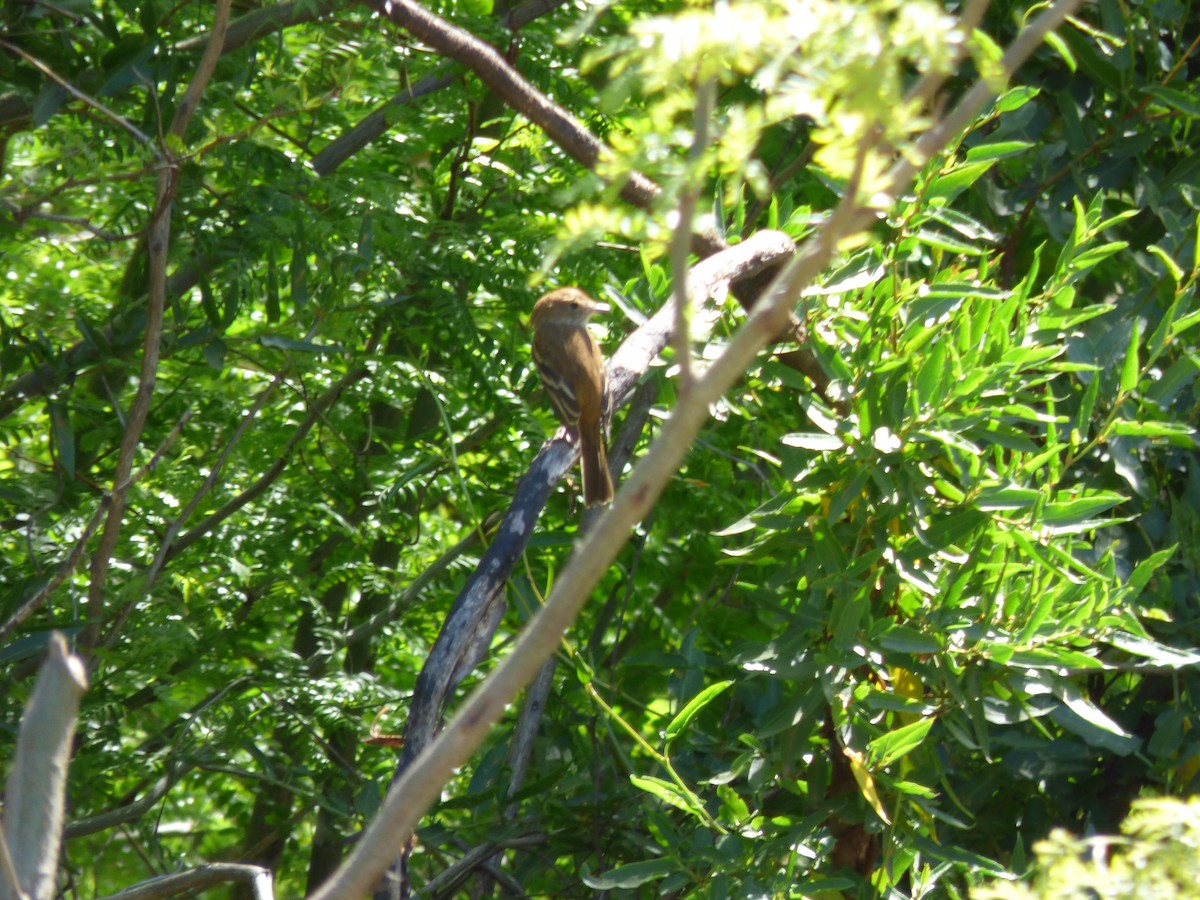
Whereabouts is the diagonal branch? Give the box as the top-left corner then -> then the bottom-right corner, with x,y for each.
370,0 -> 662,210
313,0 -> 570,175
0,39 -> 158,153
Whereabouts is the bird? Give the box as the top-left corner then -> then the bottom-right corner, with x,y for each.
530,287 -> 615,507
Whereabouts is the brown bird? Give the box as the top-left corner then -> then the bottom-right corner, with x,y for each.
530,287 -> 615,507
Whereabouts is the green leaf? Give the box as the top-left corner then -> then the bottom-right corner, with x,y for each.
259,335 -> 345,354
1070,241 -> 1130,275
1043,30 -> 1076,72
266,254 -> 281,323
925,162 -> 996,206
964,140 -> 1033,162
665,680 -> 733,741
993,85 -> 1040,113
1015,586 -> 1058,644
1042,491 -> 1126,526
878,624 -> 941,655
1123,546 -> 1176,600
1108,632 -> 1200,668
869,717 -> 935,769
199,277 -> 221,328
203,339 -> 226,370
976,484 -> 1041,511
1169,305 -> 1200,338
291,239 -> 308,308
32,83 -> 67,128
1048,678 -> 1140,755
1109,420 -> 1197,446
781,432 -> 843,451
1120,319 -> 1140,393
1075,372 -> 1100,441
1147,244 -> 1185,286
48,398 -> 74,478
1006,647 -> 1105,671
582,859 -> 676,889
1146,85 -> 1200,118
630,776 -> 704,816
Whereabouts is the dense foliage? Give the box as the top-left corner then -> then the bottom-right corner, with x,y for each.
1,0 -> 1198,897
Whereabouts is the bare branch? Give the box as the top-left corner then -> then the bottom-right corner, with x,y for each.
1,634 -> 88,900
94,864 -> 274,900
0,40 -> 158,153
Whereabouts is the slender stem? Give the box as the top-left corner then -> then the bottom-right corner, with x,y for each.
672,78 -> 717,393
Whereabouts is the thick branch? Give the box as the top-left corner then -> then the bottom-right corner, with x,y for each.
94,864 -> 274,900
1,633 -> 88,900
370,0 -> 669,223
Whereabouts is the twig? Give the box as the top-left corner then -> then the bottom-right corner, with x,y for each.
0,413 -> 192,643
0,39 -> 158,153
671,78 -> 716,394
164,368 -> 370,562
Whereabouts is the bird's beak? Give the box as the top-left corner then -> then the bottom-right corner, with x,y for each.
584,299 -> 610,315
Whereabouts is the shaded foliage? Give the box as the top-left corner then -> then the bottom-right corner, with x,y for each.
1,0 -> 1198,897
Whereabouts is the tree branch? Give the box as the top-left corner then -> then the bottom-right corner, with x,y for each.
94,864 -> 274,900
313,0 -> 570,175
1,634 -> 88,900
